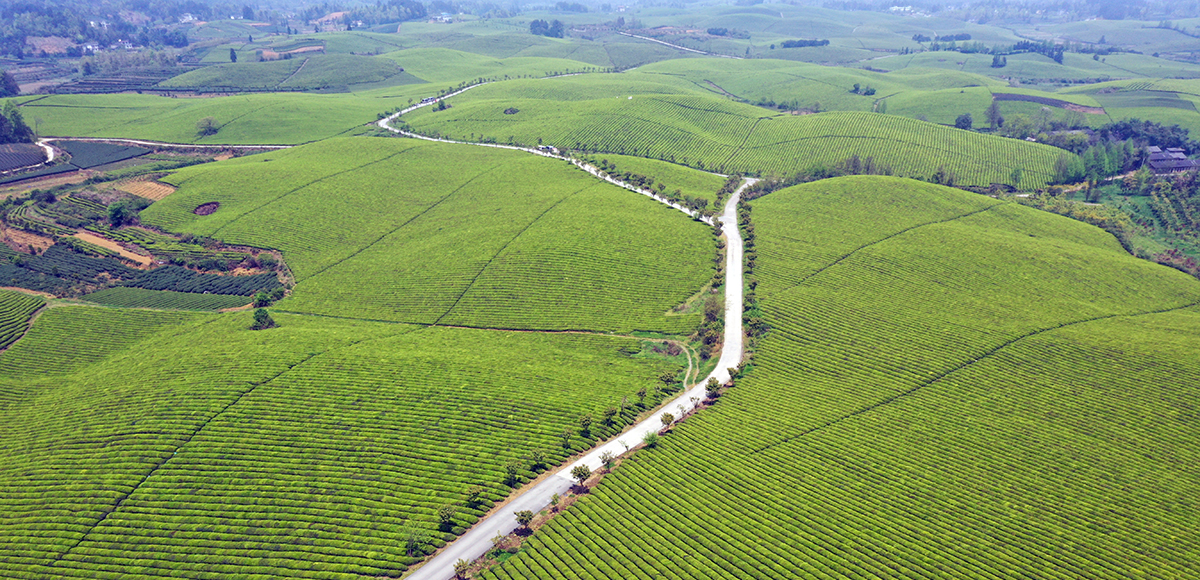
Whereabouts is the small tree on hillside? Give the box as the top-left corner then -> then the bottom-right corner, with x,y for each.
453,559 -> 471,580
437,503 -> 458,530
602,406 -> 619,427
559,428 -> 572,449
705,377 -> 721,399
660,412 -> 675,429
250,308 -> 275,330
515,510 -> 534,529
196,116 -> 220,136
577,413 -> 592,435
503,459 -> 522,486
570,464 -> 591,486
955,113 -> 973,130
229,48 -> 238,62
0,70 -> 19,97
465,484 -> 484,507
985,101 -> 1003,129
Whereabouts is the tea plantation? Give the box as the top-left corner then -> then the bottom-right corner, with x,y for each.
400,77 -> 1065,187
144,138 -> 712,333
0,302 -> 688,579
477,176 -> 1200,579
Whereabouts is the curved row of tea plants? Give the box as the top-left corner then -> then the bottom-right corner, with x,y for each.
477,176 -> 1200,580
0,290 -> 43,351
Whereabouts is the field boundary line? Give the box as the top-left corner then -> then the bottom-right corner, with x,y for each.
303,160 -> 506,281
762,201 -> 1007,300
210,145 -> 418,237
747,299 -> 1200,456
275,57 -> 311,88
721,117 -> 765,170
433,186 -> 588,325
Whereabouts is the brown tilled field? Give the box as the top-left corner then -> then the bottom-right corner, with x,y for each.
117,179 -> 176,201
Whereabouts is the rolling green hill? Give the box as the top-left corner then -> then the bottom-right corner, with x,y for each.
143,137 -> 712,333
477,175 -> 1200,580
401,76 -> 1068,187
0,306 -> 682,578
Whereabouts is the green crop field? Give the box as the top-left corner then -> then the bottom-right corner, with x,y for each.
143,138 -> 712,333
0,305 -> 685,578
402,77 -> 1066,187
477,176 -> 1200,580
161,54 -> 415,91
0,290 -> 43,351
19,92 -> 417,144
79,288 -> 251,310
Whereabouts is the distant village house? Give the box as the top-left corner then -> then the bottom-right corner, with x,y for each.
1147,146 -> 1200,174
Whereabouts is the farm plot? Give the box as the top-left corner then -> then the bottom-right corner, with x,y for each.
480,176 -> 1200,580
80,287 -> 250,310
57,141 -> 149,169
115,178 -> 176,201
0,144 -> 46,172
0,290 -> 43,350
0,307 -> 683,579
146,138 -> 712,333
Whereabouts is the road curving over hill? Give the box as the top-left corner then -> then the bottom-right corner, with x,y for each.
381,98 -> 751,580
403,183 -> 749,580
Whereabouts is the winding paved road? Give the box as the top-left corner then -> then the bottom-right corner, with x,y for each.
385,94 -> 754,576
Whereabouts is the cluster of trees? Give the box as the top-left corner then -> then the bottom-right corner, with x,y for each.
706,27 -> 750,38
555,1 -> 587,12
80,50 -> 177,75
529,19 -> 565,38
779,39 -> 830,48
1051,140 -> 1143,184
850,83 -> 877,96
0,101 -> 34,144
0,70 -> 18,97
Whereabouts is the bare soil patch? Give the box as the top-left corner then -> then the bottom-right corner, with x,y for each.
117,179 -> 176,201
72,231 -> 153,266
194,202 -> 220,215
3,226 -> 55,253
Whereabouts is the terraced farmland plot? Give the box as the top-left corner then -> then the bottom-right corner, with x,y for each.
147,138 -> 711,333
480,176 -> 1200,580
0,307 -> 681,579
0,290 -> 43,351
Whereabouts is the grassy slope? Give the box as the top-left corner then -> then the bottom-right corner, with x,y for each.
481,175 -> 1200,580
145,138 -> 711,333
403,75 -> 1066,187
0,307 -> 679,578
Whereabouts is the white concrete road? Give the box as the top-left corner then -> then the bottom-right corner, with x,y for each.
404,182 -> 751,580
